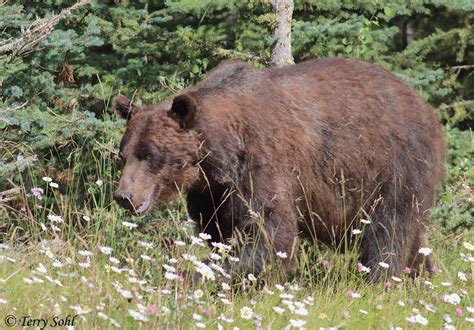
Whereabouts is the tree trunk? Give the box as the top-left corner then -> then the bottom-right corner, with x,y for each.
271,0 -> 294,67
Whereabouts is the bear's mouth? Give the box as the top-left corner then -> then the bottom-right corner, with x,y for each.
135,193 -> 153,216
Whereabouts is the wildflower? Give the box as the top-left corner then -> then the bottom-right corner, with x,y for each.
69,305 -> 91,315
31,276 -> 44,283
222,282 -> 231,291
240,306 -> 253,320
228,256 -> 239,262
140,254 -> 152,261
318,312 -> 327,319
392,276 -> 402,282
273,306 -> 285,315
458,272 -> 467,281
194,290 -> 204,300
275,284 -> 285,291
164,272 -> 178,280
280,293 -> 294,300
49,182 -> 59,188
462,242 -> 474,251
321,259 -> 330,268
360,218 -> 371,224
210,253 -> 222,260
455,308 -> 463,317
196,264 -> 215,281
403,267 -> 411,274
191,236 -> 205,246
289,284 -> 301,291
45,250 -> 54,259
418,247 -> 432,256
118,289 -> 133,299
212,242 -> 232,253
218,314 -> 234,324
109,257 -> 120,264
199,232 -> 212,240
51,224 -> 61,232
52,261 -> 64,268
83,215 -> 91,222
163,264 -> 176,272
276,251 -> 288,258
357,262 -> 371,273
289,319 -> 306,328
442,293 -> 461,305
78,250 -> 93,257
342,310 -> 350,320
174,240 -> 186,246
122,221 -> 138,229
441,282 -> 453,287
248,273 -> 257,282
138,241 -> 153,249
128,309 -> 148,322
221,298 -> 232,305
406,314 -> 428,326
95,179 -> 103,186
0,298 -> 7,304
99,246 -> 113,255
352,229 -> 362,235
248,209 -> 260,218
42,176 -> 52,182
36,263 -> 47,273
48,214 -> 64,223
195,322 -> 206,328
466,306 -> 474,313
379,262 -> 389,268
31,187 -> 44,200
294,307 -> 308,316
346,290 -> 361,298
78,262 -> 91,268
193,313 -> 203,321
263,287 -> 274,295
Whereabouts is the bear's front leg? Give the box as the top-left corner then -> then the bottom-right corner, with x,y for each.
226,204 -> 299,280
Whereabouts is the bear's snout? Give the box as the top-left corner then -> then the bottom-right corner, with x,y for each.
113,190 -> 134,211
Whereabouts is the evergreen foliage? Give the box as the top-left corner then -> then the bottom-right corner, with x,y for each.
0,0 -> 472,233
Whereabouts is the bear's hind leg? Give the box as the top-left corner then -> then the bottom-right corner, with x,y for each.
359,203 -> 415,282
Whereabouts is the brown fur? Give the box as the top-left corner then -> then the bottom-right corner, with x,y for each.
114,58 -> 445,281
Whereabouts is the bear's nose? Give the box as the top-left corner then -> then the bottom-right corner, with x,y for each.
113,190 -> 134,211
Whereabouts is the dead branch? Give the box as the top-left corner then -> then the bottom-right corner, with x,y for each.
215,47 -> 264,62
0,188 -> 20,203
0,0 -> 90,57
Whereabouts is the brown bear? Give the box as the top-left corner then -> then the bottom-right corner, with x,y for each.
113,58 -> 444,281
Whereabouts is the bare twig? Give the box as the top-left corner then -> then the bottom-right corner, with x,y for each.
215,47 -> 265,62
447,64 -> 474,71
0,0 -> 90,57
0,188 -> 20,203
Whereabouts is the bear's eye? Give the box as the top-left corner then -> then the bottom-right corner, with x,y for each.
135,143 -> 164,166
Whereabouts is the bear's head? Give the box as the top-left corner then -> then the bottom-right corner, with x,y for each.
113,94 -> 201,215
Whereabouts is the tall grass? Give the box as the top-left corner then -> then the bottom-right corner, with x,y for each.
0,147 -> 473,328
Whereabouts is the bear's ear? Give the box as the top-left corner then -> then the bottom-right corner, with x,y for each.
169,93 -> 198,129
114,94 -> 135,120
